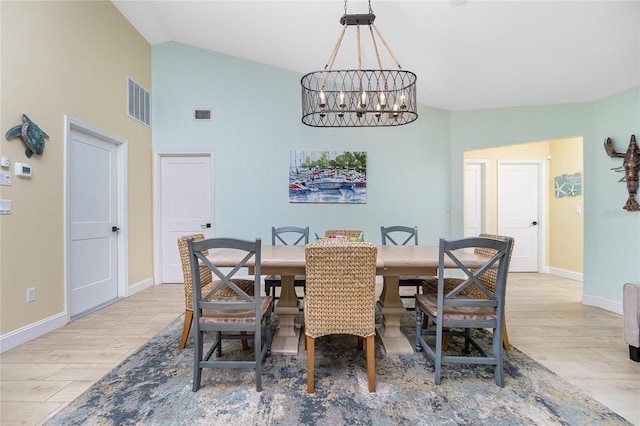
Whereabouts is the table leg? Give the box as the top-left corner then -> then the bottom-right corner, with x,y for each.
270,275 -> 301,355
376,276 -> 414,355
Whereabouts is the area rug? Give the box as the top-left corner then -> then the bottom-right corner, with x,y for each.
47,313 -> 631,425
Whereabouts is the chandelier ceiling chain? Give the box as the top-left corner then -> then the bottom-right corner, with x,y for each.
301,0 -> 418,128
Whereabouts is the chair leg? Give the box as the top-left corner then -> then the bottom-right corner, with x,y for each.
493,324 -> 505,387
192,329 -> 203,392
241,332 -> 249,351
416,309 -> 423,352
442,327 -> 450,351
420,309 -> 449,350
180,310 -> 193,349
255,325 -> 262,392
357,336 -> 364,350
216,331 -> 222,357
434,321 -> 443,385
306,336 -> 315,394
366,335 -> 376,392
502,318 -> 511,350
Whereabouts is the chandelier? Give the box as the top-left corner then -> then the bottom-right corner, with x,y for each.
301,0 -> 418,128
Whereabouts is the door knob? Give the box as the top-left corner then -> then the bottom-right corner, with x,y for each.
112,226 -> 121,232
531,221 -> 538,226
200,223 -> 211,229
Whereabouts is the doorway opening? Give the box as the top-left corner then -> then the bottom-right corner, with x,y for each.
463,137 -> 584,279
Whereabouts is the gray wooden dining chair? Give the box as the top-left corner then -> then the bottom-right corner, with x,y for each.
380,225 -> 433,309
188,237 -> 274,392
422,233 -> 515,350
304,241 -> 378,393
264,226 -> 309,301
177,234 -> 253,350
415,236 -> 513,387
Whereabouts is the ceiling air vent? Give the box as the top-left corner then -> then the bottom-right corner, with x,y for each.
194,109 -> 212,121
127,77 -> 151,126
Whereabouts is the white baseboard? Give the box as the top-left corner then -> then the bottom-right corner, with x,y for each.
1,276 -> 156,354
582,294 -> 623,315
0,312 -> 68,353
547,267 -> 583,282
127,276 -> 155,296
545,268 -> 621,314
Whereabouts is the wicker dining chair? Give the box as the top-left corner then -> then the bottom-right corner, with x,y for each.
422,233 -> 515,350
177,234 -> 253,350
304,241 -> 377,393
416,236 -> 513,386
324,229 -> 364,240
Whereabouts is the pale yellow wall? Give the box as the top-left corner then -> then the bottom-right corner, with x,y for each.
464,137 -> 584,274
548,137 -> 584,273
0,1 -> 152,333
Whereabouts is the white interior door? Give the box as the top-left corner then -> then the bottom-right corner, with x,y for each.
497,161 -> 542,272
159,154 -> 213,283
69,127 -> 119,317
464,161 -> 488,237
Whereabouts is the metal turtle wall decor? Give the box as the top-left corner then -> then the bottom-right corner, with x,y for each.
5,114 -> 49,158
604,134 -> 639,211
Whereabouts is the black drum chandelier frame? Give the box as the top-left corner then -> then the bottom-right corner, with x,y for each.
301,1 -> 418,128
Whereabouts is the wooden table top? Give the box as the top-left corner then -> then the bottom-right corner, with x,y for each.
206,244 -> 487,274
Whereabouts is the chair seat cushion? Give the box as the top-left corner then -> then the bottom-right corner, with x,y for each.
200,296 -> 274,324
416,293 -> 496,321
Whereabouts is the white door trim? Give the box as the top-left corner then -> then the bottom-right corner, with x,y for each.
464,159 -> 490,235
497,159 -> 547,272
153,151 -> 214,284
64,116 -> 128,321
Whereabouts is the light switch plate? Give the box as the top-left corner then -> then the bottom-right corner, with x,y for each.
0,171 -> 11,186
0,157 -> 9,168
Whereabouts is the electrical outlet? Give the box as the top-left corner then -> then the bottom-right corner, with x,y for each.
26,287 -> 36,303
0,199 -> 11,214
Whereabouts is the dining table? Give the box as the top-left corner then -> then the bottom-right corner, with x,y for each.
206,244 -> 489,356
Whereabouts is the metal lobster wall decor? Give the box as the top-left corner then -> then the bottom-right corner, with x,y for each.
604,134 -> 639,211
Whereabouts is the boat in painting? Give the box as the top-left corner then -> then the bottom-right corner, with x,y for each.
289,150 -> 367,204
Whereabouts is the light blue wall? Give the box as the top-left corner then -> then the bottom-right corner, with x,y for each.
589,87 -> 640,301
152,42 -> 639,306
153,42 -> 452,245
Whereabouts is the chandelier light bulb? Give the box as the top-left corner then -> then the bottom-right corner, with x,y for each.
392,103 -> 399,118
360,91 -> 368,108
379,92 -> 386,108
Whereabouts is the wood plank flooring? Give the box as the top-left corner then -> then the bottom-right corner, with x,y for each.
1,273 -> 638,425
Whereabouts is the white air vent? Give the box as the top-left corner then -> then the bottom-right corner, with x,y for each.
194,109 -> 212,121
127,77 -> 151,126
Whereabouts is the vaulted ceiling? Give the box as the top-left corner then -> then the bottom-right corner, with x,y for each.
113,1 -> 640,111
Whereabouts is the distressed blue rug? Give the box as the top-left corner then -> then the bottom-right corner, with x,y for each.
47,313 -> 631,425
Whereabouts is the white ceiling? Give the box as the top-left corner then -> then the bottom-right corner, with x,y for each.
112,0 -> 640,111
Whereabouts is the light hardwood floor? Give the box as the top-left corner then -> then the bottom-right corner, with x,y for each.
1,273 -> 638,425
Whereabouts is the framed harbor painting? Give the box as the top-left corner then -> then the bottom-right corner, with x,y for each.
289,150 -> 367,203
